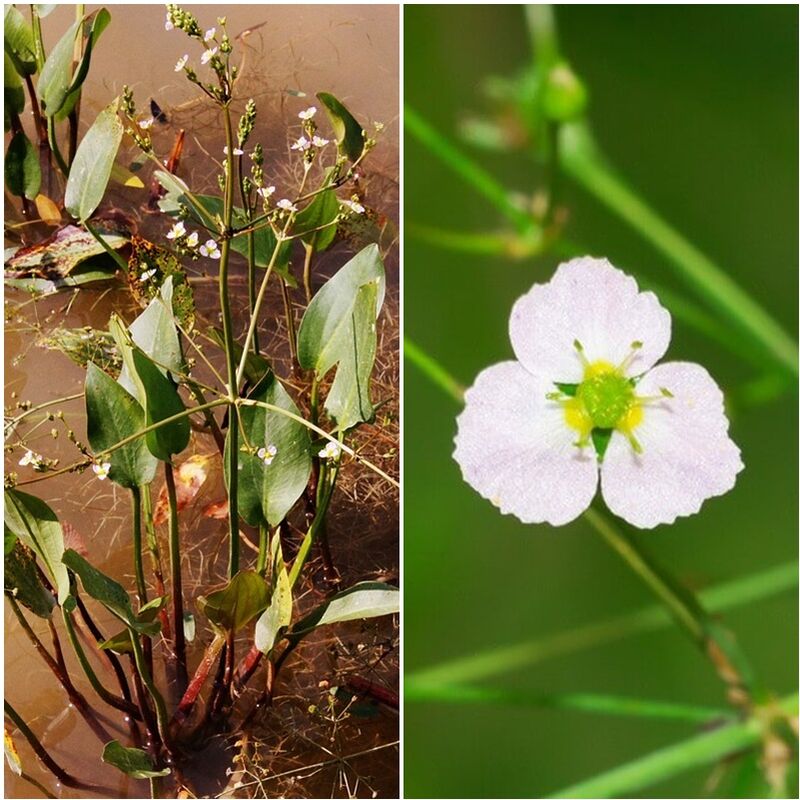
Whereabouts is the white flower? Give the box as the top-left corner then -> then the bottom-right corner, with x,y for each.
174,54 -> 188,72
199,239 -> 220,259
318,441 -> 341,461
276,199 -> 297,212
164,13 -> 174,31
453,257 -> 744,529
257,445 -> 277,466
257,186 -> 275,200
223,146 -> 244,156
201,47 -> 218,65
312,135 -> 329,148
138,117 -> 154,130
341,199 -> 365,214
291,136 -> 311,152
139,268 -> 158,283
92,462 -> 111,481
185,231 -> 199,248
203,27 -> 216,42
18,450 -> 41,467
166,221 -> 186,240
298,106 -> 317,121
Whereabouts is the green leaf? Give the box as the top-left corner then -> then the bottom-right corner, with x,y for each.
64,98 -> 123,221
63,548 -> 134,625
317,91 -> 365,162
33,5 -> 58,18
4,489 -> 71,608
85,362 -> 157,488
101,741 -> 170,780
110,313 -> 189,461
254,535 -> 292,655
293,174 -> 339,252
198,570 -> 269,634
37,18 -> 80,116
55,9 -> 111,123
4,54 -> 25,131
297,244 -> 385,429
4,6 -> 37,76
4,541 -> 56,618
230,373 -> 312,527
290,581 -> 398,637
5,130 -> 41,200
99,596 -> 165,652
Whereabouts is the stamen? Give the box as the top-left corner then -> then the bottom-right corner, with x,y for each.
617,340 -> 643,374
573,338 -> 590,369
623,430 -> 643,454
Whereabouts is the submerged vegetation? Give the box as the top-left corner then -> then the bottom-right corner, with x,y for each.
4,5 -> 398,797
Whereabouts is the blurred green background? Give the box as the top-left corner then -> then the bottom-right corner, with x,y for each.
404,5 -> 797,798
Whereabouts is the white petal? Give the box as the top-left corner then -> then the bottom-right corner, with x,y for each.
600,362 -> 743,529
453,361 -> 599,526
509,257 -> 672,383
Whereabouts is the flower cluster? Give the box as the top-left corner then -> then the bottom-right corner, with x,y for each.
453,258 -> 743,529
166,222 -> 220,260
291,106 -> 330,166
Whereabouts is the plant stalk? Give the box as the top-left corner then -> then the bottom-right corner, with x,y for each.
164,460 -> 188,695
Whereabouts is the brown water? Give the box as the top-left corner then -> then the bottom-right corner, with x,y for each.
4,5 -> 398,798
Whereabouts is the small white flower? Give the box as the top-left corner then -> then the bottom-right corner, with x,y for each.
203,27 -> 216,42
298,106 -> 317,121
291,136 -> 311,152
138,117 -> 154,130
257,445 -> 278,466
223,146 -> 244,156
199,239 -> 220,259
185,231 -> 199,248
92,462 -> 111,481
18,450 -> 40,467
201,47 -> 218,65
318,441 -> 341,461
166,221 -> 186,240
312,135 -> 329,148
257,186 -> 276,200
277,199 -> 297,212
341,199 -> 365,214
139,268 -> 158,283
453,257 -> 744,529
164,13 -> 174,31
174,54 -> 189,72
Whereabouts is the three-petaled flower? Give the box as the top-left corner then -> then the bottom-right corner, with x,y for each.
18,450 -> 42,468
174,54 -> 188,72
199,239 -> 220,259
257,445 -> 277,466
277,199 -> 297,212
318,441 -> 341,461
453,258 -> 743,529
166,221 -> 186,240
201,47 -> 218,65
257,186 -> 276,200
298,107 -> 317,120
92,462 -> 111,481
341,199 -> 365,215
291,136 -> 311,152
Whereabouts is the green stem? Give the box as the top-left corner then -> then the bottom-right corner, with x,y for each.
130,486 -> 147,607
84,220 -> 130,272
549,694 -> 797,799
220,104 -> 240,579
128,630 -> 171,753
406,683 -> 734,725
256,522 -> 269,575
247,231 -> 259,354
61,607 -> 137,716
558,122 -> 798,376
405,105 -> 537,236
584,507 -> 757,703
279,276 -> 299,367
164,461 -> 188,694
404,337 -> 464,403
302,243 -> 314,303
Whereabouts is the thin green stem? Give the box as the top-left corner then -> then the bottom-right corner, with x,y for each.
549,694 -> 797,799
405,105 -> 537,236
558,122 -> 798,377
404,337 -> 464,403
128,630 -> 171,753
256,522 -> 269,575
164,460 -> 187,694
303,243 -> 314,303
84,220 -> 130,272
406,683 -> 734,725
279,276 -> 299,366
130,485 -> 147,608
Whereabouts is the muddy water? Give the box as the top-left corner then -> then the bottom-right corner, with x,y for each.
5,5 -> 398,798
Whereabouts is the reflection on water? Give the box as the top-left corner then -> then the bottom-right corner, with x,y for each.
5,5 -> 398,798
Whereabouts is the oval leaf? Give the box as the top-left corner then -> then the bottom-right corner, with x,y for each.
290,582 -> 398,637
85,361 -> 158,488
5,541 -> 56,618
4,6 -> 37,76
198,570 -> 269,633
37,18 -> 81,116
64,98 -> 123,221
5,130 -> 41,200
228,373 -> 312,527
4,489 -> 71,607
254,535 -> 292,654
317,92 -> 365,162
102,741 -> 170,780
